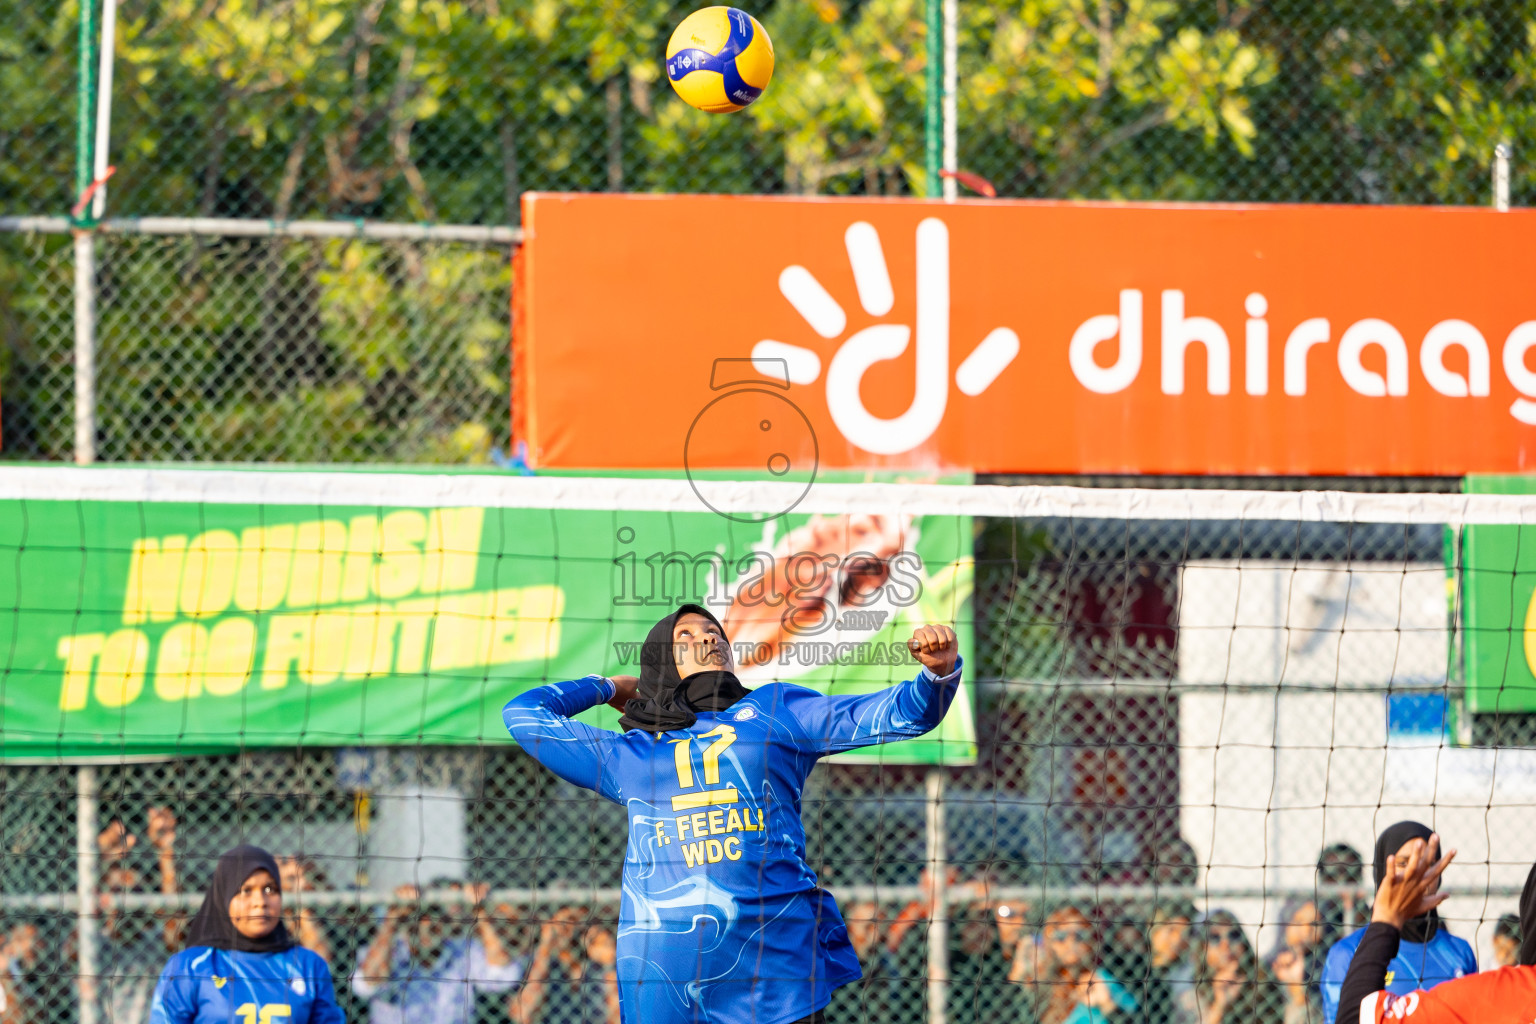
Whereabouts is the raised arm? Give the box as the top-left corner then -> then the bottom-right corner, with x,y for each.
786,626 -> 962,755
502,676 -> 622,799
1339,834 -> 1456,1024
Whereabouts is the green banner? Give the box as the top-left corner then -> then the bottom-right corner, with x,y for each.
0,471 -> 975,762
1461,474 -> 1536,713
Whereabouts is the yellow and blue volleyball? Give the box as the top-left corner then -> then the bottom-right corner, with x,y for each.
665,7 -> 774,113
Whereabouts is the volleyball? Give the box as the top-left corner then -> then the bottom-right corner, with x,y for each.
664,7 -> 775,113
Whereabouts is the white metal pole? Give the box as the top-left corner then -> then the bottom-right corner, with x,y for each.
90,0 -> 118,221
1494,142 -> 1512,212
941,0 -> 957,202
73,230 -> 97,465
77,766 -> 100,1024
925,767 -> 948,1024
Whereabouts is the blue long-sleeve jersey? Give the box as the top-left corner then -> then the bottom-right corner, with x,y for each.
149,945 -> 343,1024
1319,924 -> 1476,1024
502,659 -> 963,1024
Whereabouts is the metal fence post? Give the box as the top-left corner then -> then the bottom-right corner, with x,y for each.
1494,142 -> 1512,212
924,0 -> 941,197
925,767 -> 948,1024
77,766 -> 100,1024
941,0 -> 958,202
73,0 -> 98,467
73,232 -> 97,466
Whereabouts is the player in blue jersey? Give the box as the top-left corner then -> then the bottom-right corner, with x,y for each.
148,845 -> 343,1024
1319,822 -> 1476,1023
503,602 -> 962,1024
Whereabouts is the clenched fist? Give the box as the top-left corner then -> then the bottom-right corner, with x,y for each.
907,624 -> 958,676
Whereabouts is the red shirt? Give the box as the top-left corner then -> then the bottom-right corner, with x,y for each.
1362,966 -> 1536,1022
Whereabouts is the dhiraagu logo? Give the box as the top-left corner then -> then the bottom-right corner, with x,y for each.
753,218 -> 1020,455
54,507 -> 564,714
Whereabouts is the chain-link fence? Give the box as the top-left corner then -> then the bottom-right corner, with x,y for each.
3,1 -> 1532,220
0,507 -> 1523,1024
0,228 -> 511,462
3,2 -> 1531,463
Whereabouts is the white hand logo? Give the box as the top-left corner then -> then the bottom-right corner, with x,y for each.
754,218 -> 1019,455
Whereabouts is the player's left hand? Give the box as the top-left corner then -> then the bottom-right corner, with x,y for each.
907,624 -> 958,676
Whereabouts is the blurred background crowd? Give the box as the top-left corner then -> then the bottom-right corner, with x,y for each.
0,809 -> 1518,1024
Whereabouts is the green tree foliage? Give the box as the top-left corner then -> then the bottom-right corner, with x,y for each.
1,0 -> 1533,462
5,0 -> 1534,217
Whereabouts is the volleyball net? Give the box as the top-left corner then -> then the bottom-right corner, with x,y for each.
1,466 -> 1533,1024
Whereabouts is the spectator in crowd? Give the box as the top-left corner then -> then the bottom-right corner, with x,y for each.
1316,843 -> 1369,937
505,905 -> 620,1024
277,857 -> 333,965
94,808 -> 181,1024
3,920 -> 42,1024
1154,839 -> 1201,889
1193,910 -> 1284,1024
1267,899 -> 1328,1024
353,880 -> 520,1024
1318,823 -> 1476,1024
884,868 -> 983,1024
949,891 -> 1020,1024
1100,909 -> 1171,1024
577,920 -> 621,1024
827,901 -> 895,1023
147,844 -> 343,1024
1148,901 -> 1199,1024
0,921 -> 35,1024
1009,902 -> 1137,1023
1493,913 -> 1522,968
1097,832 -> 1148,886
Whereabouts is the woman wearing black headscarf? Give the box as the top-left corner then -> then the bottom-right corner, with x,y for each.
503,602 -> 963,1024
1318,823 -> 1477,1024
148,845 -> 343,1024
1338,834 -> 1536,1021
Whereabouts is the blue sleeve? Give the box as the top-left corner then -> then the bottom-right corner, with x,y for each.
503,676 -> 622,800
1458,935 -> 1478,974
147,955 -> 197,1024
301,950 -> 345,1024
783,657 -> 962,755
1321,938 -> 1350,1024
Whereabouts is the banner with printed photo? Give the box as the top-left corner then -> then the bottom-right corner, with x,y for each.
0,468 -> 974,763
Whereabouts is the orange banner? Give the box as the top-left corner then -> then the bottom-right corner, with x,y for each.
514,193 -> 1536,475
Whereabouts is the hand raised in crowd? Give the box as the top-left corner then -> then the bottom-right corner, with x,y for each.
387,884 -> 421,920
1371,833 -> 1456,930
97,819 -> 135,862
1270,947 -> 1305,987
1081,968 -> 1122,1014
146,806 -> 176,854
458,882 -> 514,969
1270,947 -> 1313,1007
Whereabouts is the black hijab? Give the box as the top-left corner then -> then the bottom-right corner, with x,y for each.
184,845 -> 296,953
1516,860 -> 1536,966
1373,821 -> 1439,944
618,604 -> 750,734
